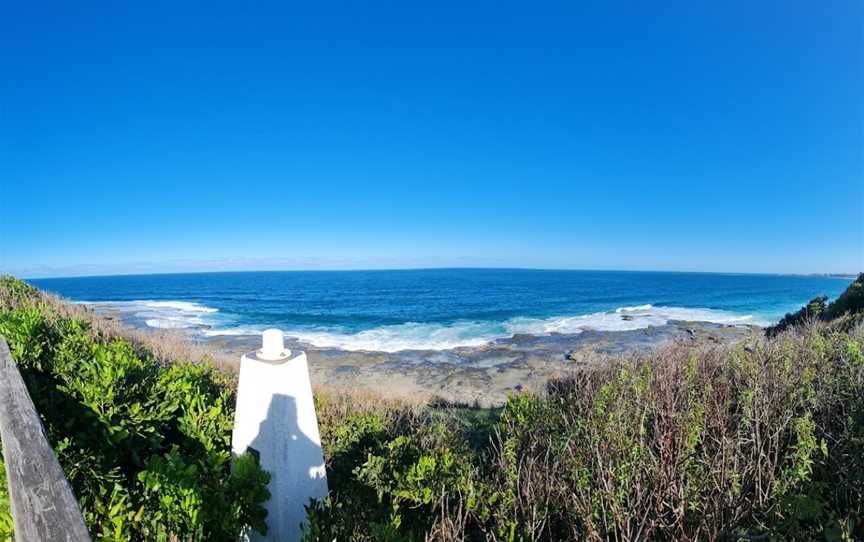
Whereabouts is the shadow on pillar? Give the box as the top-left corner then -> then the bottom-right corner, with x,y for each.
247,394 -> 328,542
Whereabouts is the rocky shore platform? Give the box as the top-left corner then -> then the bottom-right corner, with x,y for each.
202,321 -> 758,406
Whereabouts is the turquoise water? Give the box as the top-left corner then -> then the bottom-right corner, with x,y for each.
30,270 -> 851,352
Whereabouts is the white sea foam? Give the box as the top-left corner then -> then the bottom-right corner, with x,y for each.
81,300 -> 220,330
202,325 -> 267,337
505,306 -> 759,336
82,299 -> 767,353
140,301 -> 218,313
205,305 -> 764,352
79,299 -> 218,313
279,321 -> 503,352
615,304 -> 653,313
144,317 -> 204,329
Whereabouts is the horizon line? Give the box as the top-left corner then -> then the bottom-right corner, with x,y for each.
14,266 -> 860,281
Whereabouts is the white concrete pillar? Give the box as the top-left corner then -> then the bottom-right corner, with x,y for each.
231,329 -> 328,541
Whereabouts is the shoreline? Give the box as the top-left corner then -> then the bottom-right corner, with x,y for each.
90,304 -> 758,405
206,321 -> 757,406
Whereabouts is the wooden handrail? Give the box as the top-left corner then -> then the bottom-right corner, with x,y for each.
0,337 -> 91,541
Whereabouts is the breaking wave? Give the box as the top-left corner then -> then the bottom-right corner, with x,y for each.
79,300 -> 220,330
79,300 -> 765,353
203,304 -> 764,353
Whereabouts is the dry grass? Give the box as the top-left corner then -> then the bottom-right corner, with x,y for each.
476,322 -> 864,541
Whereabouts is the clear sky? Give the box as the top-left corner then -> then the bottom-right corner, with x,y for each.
2,1 -> 862,278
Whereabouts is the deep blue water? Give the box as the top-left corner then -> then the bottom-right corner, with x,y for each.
29,270 -> 852,352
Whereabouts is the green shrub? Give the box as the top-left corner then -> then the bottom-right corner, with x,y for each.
0,447 -> 12,542
767,274 -> 864,337
826,273 -> 864,320
0,278 -> 270,541
305,400 -> 488,542
305,324 -> 864,541
767,295 -> 828,337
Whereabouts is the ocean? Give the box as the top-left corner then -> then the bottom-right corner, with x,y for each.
29,269 -> 851,353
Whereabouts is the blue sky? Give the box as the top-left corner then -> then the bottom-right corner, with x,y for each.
2,1 -> 862,278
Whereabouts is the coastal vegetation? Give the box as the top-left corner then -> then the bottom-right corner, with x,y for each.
0,275 -> 863,540
0,277 -> 270,540
766,273 -> 864,337
0,454 -> 11,542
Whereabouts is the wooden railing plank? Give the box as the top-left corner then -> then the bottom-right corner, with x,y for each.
0,338 -> 91,542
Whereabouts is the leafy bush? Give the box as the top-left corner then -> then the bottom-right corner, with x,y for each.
307,324 -> 864,541
766,295 -> 828,337
306,392 -> 487,541
767,274 -> 864,336
0,277 -> 270,541
0,448 -> 13,542
826,273 -> 864,320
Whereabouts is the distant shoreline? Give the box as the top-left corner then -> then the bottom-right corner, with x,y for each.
19,267 -> 860,281
89,302 -> 759,405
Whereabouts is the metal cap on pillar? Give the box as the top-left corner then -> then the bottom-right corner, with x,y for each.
257,329 -> 291,361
